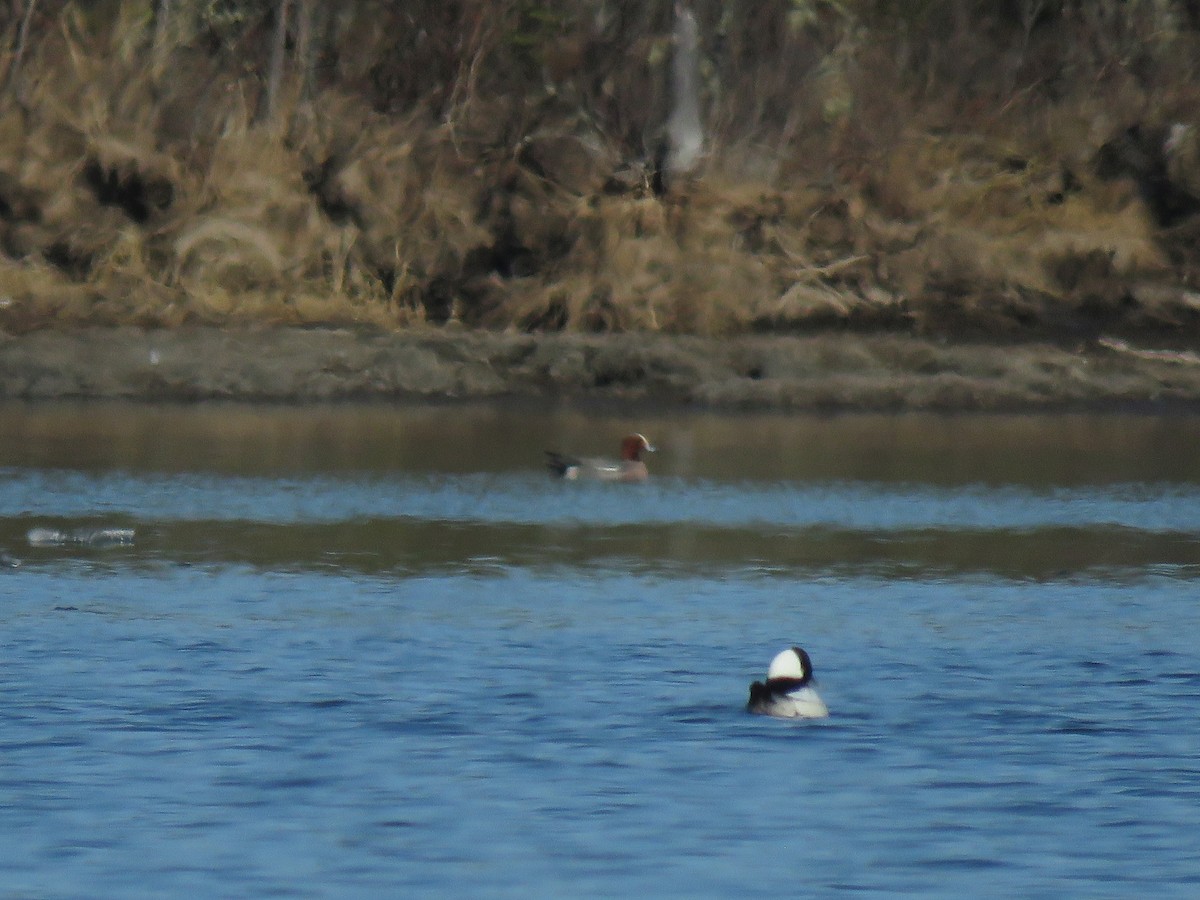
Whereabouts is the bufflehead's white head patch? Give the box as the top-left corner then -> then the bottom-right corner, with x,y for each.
748,646 -> 828,719
766,646 -> 813,682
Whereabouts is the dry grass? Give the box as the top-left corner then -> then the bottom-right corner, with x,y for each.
0,1 -> 1199,341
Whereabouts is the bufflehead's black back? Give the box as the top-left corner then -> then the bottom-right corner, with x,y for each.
747,646 -> 829,719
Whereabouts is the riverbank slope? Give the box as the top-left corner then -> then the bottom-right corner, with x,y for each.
5,326 -> 1200,411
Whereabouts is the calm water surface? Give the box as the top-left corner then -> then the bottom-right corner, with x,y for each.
2,403 -> 1199,897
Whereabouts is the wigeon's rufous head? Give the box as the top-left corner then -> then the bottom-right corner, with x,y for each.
620,433 -> 656,462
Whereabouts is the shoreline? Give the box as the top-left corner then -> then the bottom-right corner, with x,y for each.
4,326 -> 1200,413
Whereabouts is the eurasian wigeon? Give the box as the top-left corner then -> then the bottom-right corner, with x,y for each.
545,433 -> 656,483
747,646 -> 829,719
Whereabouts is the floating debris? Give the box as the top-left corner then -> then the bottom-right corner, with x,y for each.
26,527 -> 136,547
0,550 -> 21,567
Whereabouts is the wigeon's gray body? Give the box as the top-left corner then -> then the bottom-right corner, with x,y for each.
545,434 -> 656,483
747,646 -> 829,719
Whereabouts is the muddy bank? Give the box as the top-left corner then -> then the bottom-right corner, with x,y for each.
5,326 -> 1200,412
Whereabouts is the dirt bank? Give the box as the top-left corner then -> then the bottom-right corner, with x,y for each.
4,326 -> 1200,412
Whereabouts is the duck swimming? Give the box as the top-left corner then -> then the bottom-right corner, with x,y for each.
545,433 -> 656,483
747,646 -> 829,719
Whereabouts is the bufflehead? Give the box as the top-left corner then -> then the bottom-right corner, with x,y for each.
545,433 -> 656,482
747,646 -> 829,719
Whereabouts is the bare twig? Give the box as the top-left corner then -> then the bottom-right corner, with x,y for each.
6,0 -> 38,93
1097,337 -> 1200,366
258,0 -> 292,125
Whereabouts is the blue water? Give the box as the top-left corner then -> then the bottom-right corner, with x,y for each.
2,408 -> 1199,897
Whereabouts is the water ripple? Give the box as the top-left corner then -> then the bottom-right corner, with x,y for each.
6,468 -> 1200,532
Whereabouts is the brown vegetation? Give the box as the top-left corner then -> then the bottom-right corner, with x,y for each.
1,1 -> 1200,343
